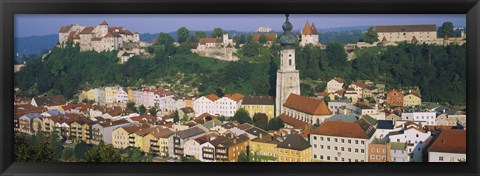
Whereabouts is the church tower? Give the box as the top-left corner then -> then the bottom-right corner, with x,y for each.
275,14 -> 301,117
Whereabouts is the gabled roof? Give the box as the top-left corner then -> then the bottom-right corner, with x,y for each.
242,96 -> 274,106
374,24 -> 436,32
283,94 -> 332,116
251,134 -> 280,144
21,113 -> 42,120
33,95 -> 66,107
176,126 -> 208,139
205,94 -> 220,101
151,127 -> 175,139
360,115 -> 377,126
199,38 -> 222,44
277,134 -> 311,151
428,130 -> 466,154
312,121 -> 375,139
224,93 -> 244,102
301,21 -> 313,35
59,25 -> 73,33
279,113 -> 309,129
405,92 -> 421,98
331,77 -> 345,84
245,126 -> 268,137
351,81 -> 368,88
79,27 -> 94,34
250,33 -> 278,42
121,126 -> 142,134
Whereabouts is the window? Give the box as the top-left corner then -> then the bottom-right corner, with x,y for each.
370,155 -> 375,159
371,148 -> 375,152
361,141 -> 365,145
348,148 -> 352,152
341,139 -> 344,143
348,140 -> 351,144
439,156 -> 444,161
314,136 -> 317,140
335,157 -> 338,161
335,147 -> 338,151
361,149 -> 364,153
355,140 -> 358,144
314,144 -> 317,148
341,147 -> 344,151
327,137 -> 330,142
334,138 -> 338,142
320,137 -> 324,141
355,149 -> 359,153
321,145 -> 324,149
377,149 -> 380,152
327,146 -> 330,150
320,155 -> 324,160
314,155 -> 317,159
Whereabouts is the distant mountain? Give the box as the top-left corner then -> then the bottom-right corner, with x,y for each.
15,34 -> 58,58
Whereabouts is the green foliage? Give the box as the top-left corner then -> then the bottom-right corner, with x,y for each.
241,41 -> 262,57
173,110 -> 180,123
123,147 -> 144,162
438,22 -> 455,38
139,105 -> 147,115
232,108 -> 252,124
267,117 -> 284,131
14,133 -> 57,162
253,113 -> 268,130
259,35 -> 268,44
176,27 -> 190,43
193,31 -> 207,42
74,140 -> 89,160
148,106 -> 158,116
127,102 -> 138,113
211,28 -> 224,38
84,142 -> 122,162
238,151 -> 249,162
364,27 -> 379,44
233,35 -> 246,47
61,147 -> 74,161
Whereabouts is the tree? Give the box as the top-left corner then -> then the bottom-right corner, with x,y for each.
252,113 -> 268,130
148,107 -> 158,116
259,35 -> 268,44
173,110 -> 180,123
242,41 -> 261,57
123,147 -> 144,162
267,117 -> 285,131
127,102 -> 138,113
364,27 -> 379,44
211,28 -> 224,38
177,27 -> 190,43
238,151 -> 249,162
232,108 -> 252,124
84,142 -> 122,162
438,22 -> 455,38
74,140 -> 89,160
156,33 -> 175,55
139,105 -> 147,115
61,147 -> 74,161
193,31 -> 207,41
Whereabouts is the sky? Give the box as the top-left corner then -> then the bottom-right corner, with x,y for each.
15,14 -> 466,38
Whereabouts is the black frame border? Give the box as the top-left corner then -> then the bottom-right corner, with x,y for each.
1,0 -> 479,175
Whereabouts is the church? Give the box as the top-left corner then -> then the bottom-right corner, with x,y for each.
275,15 -> 332,127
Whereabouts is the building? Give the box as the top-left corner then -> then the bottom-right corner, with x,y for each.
309,119 -> 375,162
144,127 -> 175,156
249,133 -> 280,162
368,138 -> 390,162
277,134 -> 311,162
31,95 -> 67,109
112,125 -> 142,149
240,96 -> 275,120
193,33 -> 238,61
327,100 -> 351,114
250,33 -> 278,46
387,127 -> 431,162
168,125 -> 209,158
275,15 -> 301,117
193,93 -> 243,117
91,119 -> 131,145
390,142 -> 409,162
401,107 -> 437,125
427,130 -> 466,162
299,21 -> 320,47
403,92 -> 422,107
18,113 -> 43,134
375,24 -> 437,43
193,94 -> 220,116
282,93 -> 333,126
209,134 -> 250,162
59,21 -> 143,54
386,89 -> 404,107
326,77 -> 345,93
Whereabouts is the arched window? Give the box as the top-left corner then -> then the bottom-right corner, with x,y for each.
289,59 -> 292,66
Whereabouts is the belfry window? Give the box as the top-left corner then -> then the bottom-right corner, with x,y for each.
289,59 -> 292,66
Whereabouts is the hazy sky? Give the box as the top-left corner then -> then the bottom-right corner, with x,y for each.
15,14 -> 465,37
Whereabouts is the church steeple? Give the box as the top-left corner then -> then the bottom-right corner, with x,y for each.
280,14 -> 297,49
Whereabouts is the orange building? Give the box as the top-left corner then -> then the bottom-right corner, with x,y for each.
368,138 -> 391,162
386,89 -> 404,107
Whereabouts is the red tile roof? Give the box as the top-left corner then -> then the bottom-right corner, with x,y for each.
59,25 -> 73,33
199,38 -> 222,44
279,113 -> 309,129
79,27 -> 94,34
302,21 -> 313,35
250,33 -> 278,41
333,77 -> 345,83
205,94 -> 220,101
224,93 -> 244,102
428,130 -> 466,154
312,121 -> 373,139
283,94 -> 332,116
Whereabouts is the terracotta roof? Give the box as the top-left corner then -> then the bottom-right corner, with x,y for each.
237,123 -> 254,130
180,107 -> 195,114
224,93 -> 244,102
79,27 -> 94,34
33,95 -> 66,107
121,126 -> 142,134
14,104 -> 45,118
242,96 -> 274,106
302,21 -> 313,35
317,92 -> 330,97
428,130 -> 466,154
250,33 -> 278,41
312,121 -> 374,139
99,119 -> 129,127
251,134 -> 280,144
334,90 -> 345,96
425,125 -> 456,132
277,134 -> 311,151
351,81 -> 368,88
283,94 -> 332,116
100,20 -> 108,25
205,94 -> 220,101
61,103 -> 92,112
375,24 -> 436,32
279,113 -> 309,129
310,22 -> 318,34
59,25 -> 73,33
194,112 -> 218,124
130,114 -> 156,124
199,38 -> 222,44
332,77 -> 345,83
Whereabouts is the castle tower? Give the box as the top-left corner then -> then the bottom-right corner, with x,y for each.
299,20 -> 319,47
275,14 -> 301,117
99,20 -> 109,37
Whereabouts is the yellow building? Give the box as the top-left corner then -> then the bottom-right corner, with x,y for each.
403,92 -> 421,107
127,88 -> 135,103
143,127 -> 175,155
277,134 -> 311,162
249,133 -> 279,162
112,126 -> 142,149
87,89 -> 97,101
240,96 -> 275,120
70,120 -> 85,142
105,86 -> 120,104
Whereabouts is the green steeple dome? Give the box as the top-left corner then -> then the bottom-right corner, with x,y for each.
280,14 -> 297,49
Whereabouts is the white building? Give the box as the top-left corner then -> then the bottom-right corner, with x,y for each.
309,119 -> 375,162
192,93 -> 243,117
299,21 -> 320,47
401,110 -> 437,126
193,94 -> 220,116
375,24 -> 437,43
427,130 -> 466,162
116,88 -> 129,104
282,93 -> 333,125
326,77 -> 345,93
388,128 -> 431,162
390,142 -> 409,162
